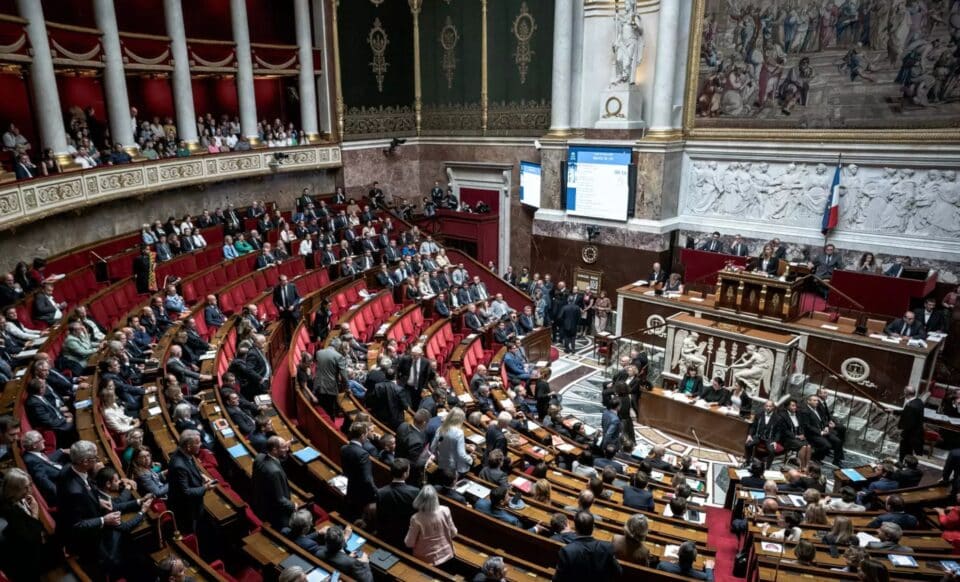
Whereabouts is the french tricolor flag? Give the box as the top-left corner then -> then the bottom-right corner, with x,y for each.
821,163 -> 841,235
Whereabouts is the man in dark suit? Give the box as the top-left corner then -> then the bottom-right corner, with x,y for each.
57,440 -> 149,578
558,300 -> 581,354
168,429 -> 217,533
21,429 -> 67,502
798,394 -> 843,465
884,257 -> 909,278
272,274 -> 301,322
553,512 -> 622,581
434,292 -> 451,318
745,400 -> 782,465
892,454 -> 924,488
809,244 -> 841,279
314,343 -> 348,419
866,494 -> 919,529
485,412 -> 513,459
224,389 -> 256,435
251,436 -> 295,530
622,471 -> 654,511
600,397 -> 622,453
255,243 -> 278,269
366,367 -> 406,430
728,234 -> 749,257
396,409 -> 429,464
464,303 -> 484,332
698,231 -> 724,253
316,524 -> 375,582
915,298 -> 949,334
396,345 -> 430,409
13,153 -> 36,180
24,378 -> 75,447
898,385 -> 925,460
648,262 -> 668,285
656,540 -> 715,580
375,458 -> 419,548
341,422 -> 377,519
884,310 -> 926,339
33,283 -> 66,325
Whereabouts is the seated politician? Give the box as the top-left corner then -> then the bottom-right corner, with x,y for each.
884,310 -> 926,339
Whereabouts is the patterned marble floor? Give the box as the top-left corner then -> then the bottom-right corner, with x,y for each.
554,337 -> 741,506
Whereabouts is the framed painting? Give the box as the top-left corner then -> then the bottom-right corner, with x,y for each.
683,0 -> 960,141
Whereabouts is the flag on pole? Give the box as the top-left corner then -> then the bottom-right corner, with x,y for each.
821,163 -> 841,235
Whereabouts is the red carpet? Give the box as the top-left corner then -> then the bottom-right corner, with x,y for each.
705,506 -> 743,581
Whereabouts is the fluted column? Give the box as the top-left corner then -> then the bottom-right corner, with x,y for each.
16,0 -> 68,156
410,0 -> 422,136
163,0 -> 199,146
649,0 -> 681,133
294,0 -> 319,141
481,0 -> 488,133
230,0 -> 259,142
331,0 -> 344,139
549,0 -> 573,135
93,0 -> 136,150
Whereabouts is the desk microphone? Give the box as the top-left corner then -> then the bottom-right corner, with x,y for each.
91,251 -> 107,263
690,428 -> 702,470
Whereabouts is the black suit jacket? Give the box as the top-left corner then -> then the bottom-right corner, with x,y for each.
798,405 -> 827,440
648,270 -> 668,285
622,485 -> 654,511
226,404 -> 256,435
56,468 -> 108,556
396,422 -> 426,461
33,293 -> 59,324
396,355 -> 430,392
251,453 -> 295,529
553,536 -> 622,581
485,424 -> 508,458
24,450 -> 67,501
367,381 -> 406,430
884,317 -> 926,338
25,392 -> 70,431
749,412 -> 782,443
340,441 -> 377,506
898,397 -> 924,437
915,308 -> 950,334
376,481 -> 420,546
167,450 -> 208,529
273,283 -> 301,320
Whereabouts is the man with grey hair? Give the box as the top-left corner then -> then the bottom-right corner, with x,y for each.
485,411 -> 515,461
479,556 -> 508,581
867,522 -> 913,553
21,429 -> 67,501
278,566 -> 308,582
397,344 -> 430,409
168,429 -> 217,533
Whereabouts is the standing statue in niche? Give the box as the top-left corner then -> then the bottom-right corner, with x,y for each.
612,0 -> 644,85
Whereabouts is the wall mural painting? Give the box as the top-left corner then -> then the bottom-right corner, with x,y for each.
689,0 -> 960,132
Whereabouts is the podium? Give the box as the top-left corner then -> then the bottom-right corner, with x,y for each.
680,248 -> 749,285
829,269 -> 938,318
715,269 -> 804,322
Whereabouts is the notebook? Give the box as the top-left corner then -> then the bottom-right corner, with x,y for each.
888,554 -> 918,568
511,476 -> 533,494
293,446 -> 320,463
227,443 -> 249,459
345,533 -> 366,553
841,468 -> 866,482
940,560 -> 960,573
369,548 -> 400,570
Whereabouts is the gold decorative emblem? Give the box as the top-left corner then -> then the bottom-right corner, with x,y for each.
440,17 -> 459,89
367,18 -> 390,92
603,96 -> 624,119
512,2 -> 536,84
581,245 -> 599,264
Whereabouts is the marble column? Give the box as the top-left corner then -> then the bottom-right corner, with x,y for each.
310,0 -> 334,138
294,0 -> 319,141
16,0 -> 68,156
93,0 -> 136,150
230,0 -> 259,141
648,0 -> 681,133
163,0 -> 199,146
549,0 -> 573,134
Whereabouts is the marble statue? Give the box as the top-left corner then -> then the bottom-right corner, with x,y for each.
729,344 -> 773,398
672,330 -> 707,376
682,159 -> 960,241
612,0 -> 644,85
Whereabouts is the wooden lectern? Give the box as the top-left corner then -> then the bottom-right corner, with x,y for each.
715,270 -> 804,321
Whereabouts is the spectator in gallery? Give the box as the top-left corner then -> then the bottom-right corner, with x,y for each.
108,143 -> 132,165
38,148 -> 61,176
2,122 -> 30,154
14,153 -> 37,180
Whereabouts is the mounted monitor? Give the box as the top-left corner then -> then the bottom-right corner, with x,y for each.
565,145 -> 634,221
519,161 -> 542,208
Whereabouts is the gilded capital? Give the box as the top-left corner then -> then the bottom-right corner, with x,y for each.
408,0 -> 422,15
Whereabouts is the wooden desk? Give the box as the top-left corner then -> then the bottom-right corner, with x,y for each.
715,270 -> 804,321
639,388 -> 750,454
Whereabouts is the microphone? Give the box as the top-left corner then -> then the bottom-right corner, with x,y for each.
690,428 -> 702,470
91,251 -> 107,263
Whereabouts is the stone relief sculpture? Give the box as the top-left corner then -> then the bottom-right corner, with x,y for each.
672,330 -> 708,376
612,0 -> 644,85
682,159 -> 960,240
729,344 -> 773,398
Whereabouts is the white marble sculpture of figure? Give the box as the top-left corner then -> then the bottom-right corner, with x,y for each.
677,331 -> 707,376
729,344 -> 772,398
612,0 -> 644,85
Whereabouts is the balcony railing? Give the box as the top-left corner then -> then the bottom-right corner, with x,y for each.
0,144 -> 342,231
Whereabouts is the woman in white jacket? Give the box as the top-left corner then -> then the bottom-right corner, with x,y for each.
101,383 -> 140,434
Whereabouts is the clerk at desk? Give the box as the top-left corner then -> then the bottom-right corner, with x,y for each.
698,231 -> 724,253
884,310 -> 926,339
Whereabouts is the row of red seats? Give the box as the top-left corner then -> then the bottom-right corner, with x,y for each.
328,280 -> 366,320
383,304 -> 427,352
460,334 -> 491,380
343,290 -> 396,343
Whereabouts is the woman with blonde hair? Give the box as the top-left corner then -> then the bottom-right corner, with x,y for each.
418,272 -> 435,299
804,503 -> 829,525
532,479 -> 552,503
405,485 -> 458,567
613,514 -> 651,565
101,383 -> 140,434
823,515 -> 854,547
432,407 -> 475,477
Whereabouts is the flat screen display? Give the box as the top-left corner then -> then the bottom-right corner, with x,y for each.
565,146 -> 632,221
519,161 -> 542,208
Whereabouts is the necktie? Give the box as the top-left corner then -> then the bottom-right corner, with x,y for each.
901,323 -> 908,336
412,360 -> 419,387
281,286 -> 287,307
